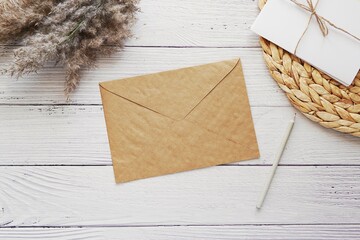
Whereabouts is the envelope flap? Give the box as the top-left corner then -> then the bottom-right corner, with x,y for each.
99,59 -> 239,120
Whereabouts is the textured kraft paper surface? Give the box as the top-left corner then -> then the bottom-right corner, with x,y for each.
99,59 -> 260,183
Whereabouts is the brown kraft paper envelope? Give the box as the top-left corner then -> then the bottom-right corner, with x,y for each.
99,59 -> 260,183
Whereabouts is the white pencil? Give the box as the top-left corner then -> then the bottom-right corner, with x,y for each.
256,113 -> 296,209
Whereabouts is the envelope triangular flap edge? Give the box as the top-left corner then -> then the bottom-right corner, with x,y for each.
99,59 -> 240,120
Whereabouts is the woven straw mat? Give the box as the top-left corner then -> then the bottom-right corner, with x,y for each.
258,0 -> 360,137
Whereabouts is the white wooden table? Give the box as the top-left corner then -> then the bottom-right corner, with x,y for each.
0,0 -> 359,239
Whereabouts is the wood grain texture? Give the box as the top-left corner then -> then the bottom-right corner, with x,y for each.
0,106 -> 359,166
128,0 -> 260,47
0,47 -> 287,106
1,225 -> 360,240
1,0 -> 359,236
0,0 -> 259,48
0,166 -> 359,227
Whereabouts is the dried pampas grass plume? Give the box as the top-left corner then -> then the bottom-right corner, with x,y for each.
0,0 -> 139,96
0,0 -> 57,42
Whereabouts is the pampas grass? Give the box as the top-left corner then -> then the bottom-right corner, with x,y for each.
0,0 -> 57,42
0,0 -> 139,95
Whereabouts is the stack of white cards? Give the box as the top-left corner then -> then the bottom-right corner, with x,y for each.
251,0 -> 360,86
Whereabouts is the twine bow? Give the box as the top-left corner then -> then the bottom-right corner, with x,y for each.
291,0 -> 360,54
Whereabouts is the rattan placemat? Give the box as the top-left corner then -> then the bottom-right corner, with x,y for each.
258,0 -> 360,137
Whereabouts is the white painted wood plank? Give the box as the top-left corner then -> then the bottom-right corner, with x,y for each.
1,225 -> 360,240
128,0 -> 260,47
0,47 -> 287,106
0,0 -> 259,48
0,166 -> 359,226
1,106 -> 358,166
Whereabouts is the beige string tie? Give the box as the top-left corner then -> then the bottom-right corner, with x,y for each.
291,0 -> 360,54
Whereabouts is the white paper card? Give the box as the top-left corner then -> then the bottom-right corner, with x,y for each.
251,0 -> 360,86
